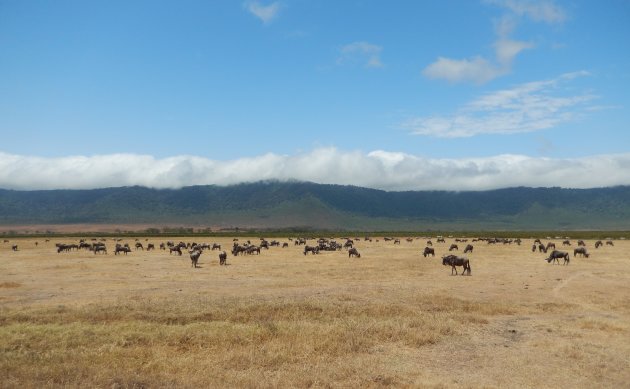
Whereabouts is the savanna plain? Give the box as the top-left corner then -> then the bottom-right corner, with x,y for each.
1,236 -> 629,388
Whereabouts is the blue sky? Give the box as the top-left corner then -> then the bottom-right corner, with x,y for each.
1,0 -> 629,190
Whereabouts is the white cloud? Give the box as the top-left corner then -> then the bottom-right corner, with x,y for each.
406,72 -> 596,137
1,149 -> 629,192
485,0 -> 567,24
244,1 -> 281,24
422,56 -> 506,85
338,41 -> 384,68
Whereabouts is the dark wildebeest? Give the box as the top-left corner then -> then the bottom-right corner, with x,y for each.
423,247 -> 435,257
562,240 -> 571,246
147,243 -> 155,251
545,250 -> 570,265
532,244 -> 537,252
135,242 -> 144,251
464,244 -> 474,254
394,239 -> 400,245
282,242 -> 289,248
212,243 -> 221,250
12,245 -> 18,251
246,246 -> 261,255
577,240 -> 586,247
449,244 -> 458,251
442,255 -> 471,275
606,240 -> 614,246
169,246 -> 182,256
437,237 -> 446,243
348,248 -> 361,258
190,250 -> 202,268
595,240 -> 603,249
304,246 -> 319,255
546,242 -> 556,250
93,245 -> 107,255
426,240 -> 433,246
219,251 -> 227,265
574,247 -> 590,258
538,244 -> 547,253
115,246 -> 131,255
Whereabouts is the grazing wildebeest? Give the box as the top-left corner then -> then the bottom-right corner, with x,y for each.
534,239 -> 542,245
348,248 -> 361,258
546,242 -> 556,250
426,240 -> 433,246
135,242 -> 144,251
247,246 -> 261,255
574,247 -> 590,258
212,243 -> 221,250
442,255 -> 471,275
423,247 -> 435,257
12,245 -> 18,251
115,246 -> 131,255
160,243 -> 166,250
464,244 -> 474,254
93,245 -> 107,255
606,240 -> 614,246
219,251 -> 227,265
169,246 -> 182,256
532,244 -> 537,252
595,240 -> 603,249
437,238 -> 445,243
282,242 -> 289,248
562,240 -> 571,246
304,246 -> 319,255
343,240 -> 353,249
406,238 -> 414,243
147,243 -> 155,251
538,244 -> 547,253
577,240 -> 586,247
449,244 -> 458,251
190,250 -> 202,268
545,250 -> 570,265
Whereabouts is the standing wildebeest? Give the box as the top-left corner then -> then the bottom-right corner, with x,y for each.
449,244 -> 458,251
282,242 -> 289,248
562,240 -> 571,246
93,245 -> 107,255
12,245 -> 18,251
212,243 -> 222,250
546,242 -> 556,251
190,250 -> 202,268
304,246 -> 319,255
532,244 -> 537,252
135,242 -> 144,251
147,243 -> 155,251
464,244 -> 474,254
442,255 -> 471,275
538,244 -> 548,253
437,237 -> 446,243
423,247 -> 435,257
169,246 -> 182,256
545,250 -> 570,265
115,246 -> 131,255
426,240 -> 433,246
595,240 -> 603,249
348,248 -> 361,258
219,251 -> 227,265
574,247 -> 590,258
606,240 -> 614,246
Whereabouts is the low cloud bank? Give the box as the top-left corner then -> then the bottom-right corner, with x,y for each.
1,149 -> 629,191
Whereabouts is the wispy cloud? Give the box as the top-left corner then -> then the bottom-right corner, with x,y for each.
405,71 -> 597,137
423,0 -> 565,84
338,41 -> 384,68
1,148 -> 629,191
244,1 -> 281,24
485,0 -> 567,24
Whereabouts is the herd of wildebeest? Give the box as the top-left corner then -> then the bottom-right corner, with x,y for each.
2,234 -> 621,275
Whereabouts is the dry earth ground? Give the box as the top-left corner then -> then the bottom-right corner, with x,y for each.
1,237 -> 629,388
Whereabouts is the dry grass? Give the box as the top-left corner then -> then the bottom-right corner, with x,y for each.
1,236 -> 629,388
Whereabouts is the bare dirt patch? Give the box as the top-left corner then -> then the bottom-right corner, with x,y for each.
1,236 -> 629,388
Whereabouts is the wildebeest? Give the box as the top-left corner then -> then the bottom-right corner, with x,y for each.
463,244 -> 473,254
169,246 -> 182,256
304,246 -> 319,255
190,250 -> 202,268
595,240 -> 603,249
442,255 -> 471,275
93,245 -> 107,255
282,242 -> 289,248
606,240 -> 614,246
219,251 -> 227,265
532,244 -> 537,252
147,243 -> 155,251
426,240 -> 433,246
115,246 -> 131,255
538,244 -> 547,253
545,250 -> 570,265
135,242 -> 144,251
449,244 -> 458,251
348,248 -> 361,258
562,240 -> 571,246
546,242 -> 556,250
577,240 -> 586,247
437,237 -> 446,243
574,247 -> 590,258
12,244 -> 18,251
423,247 -> 435,257
212,243 -> 221,250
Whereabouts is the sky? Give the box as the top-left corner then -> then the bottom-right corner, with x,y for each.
1,0 -> 629,191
